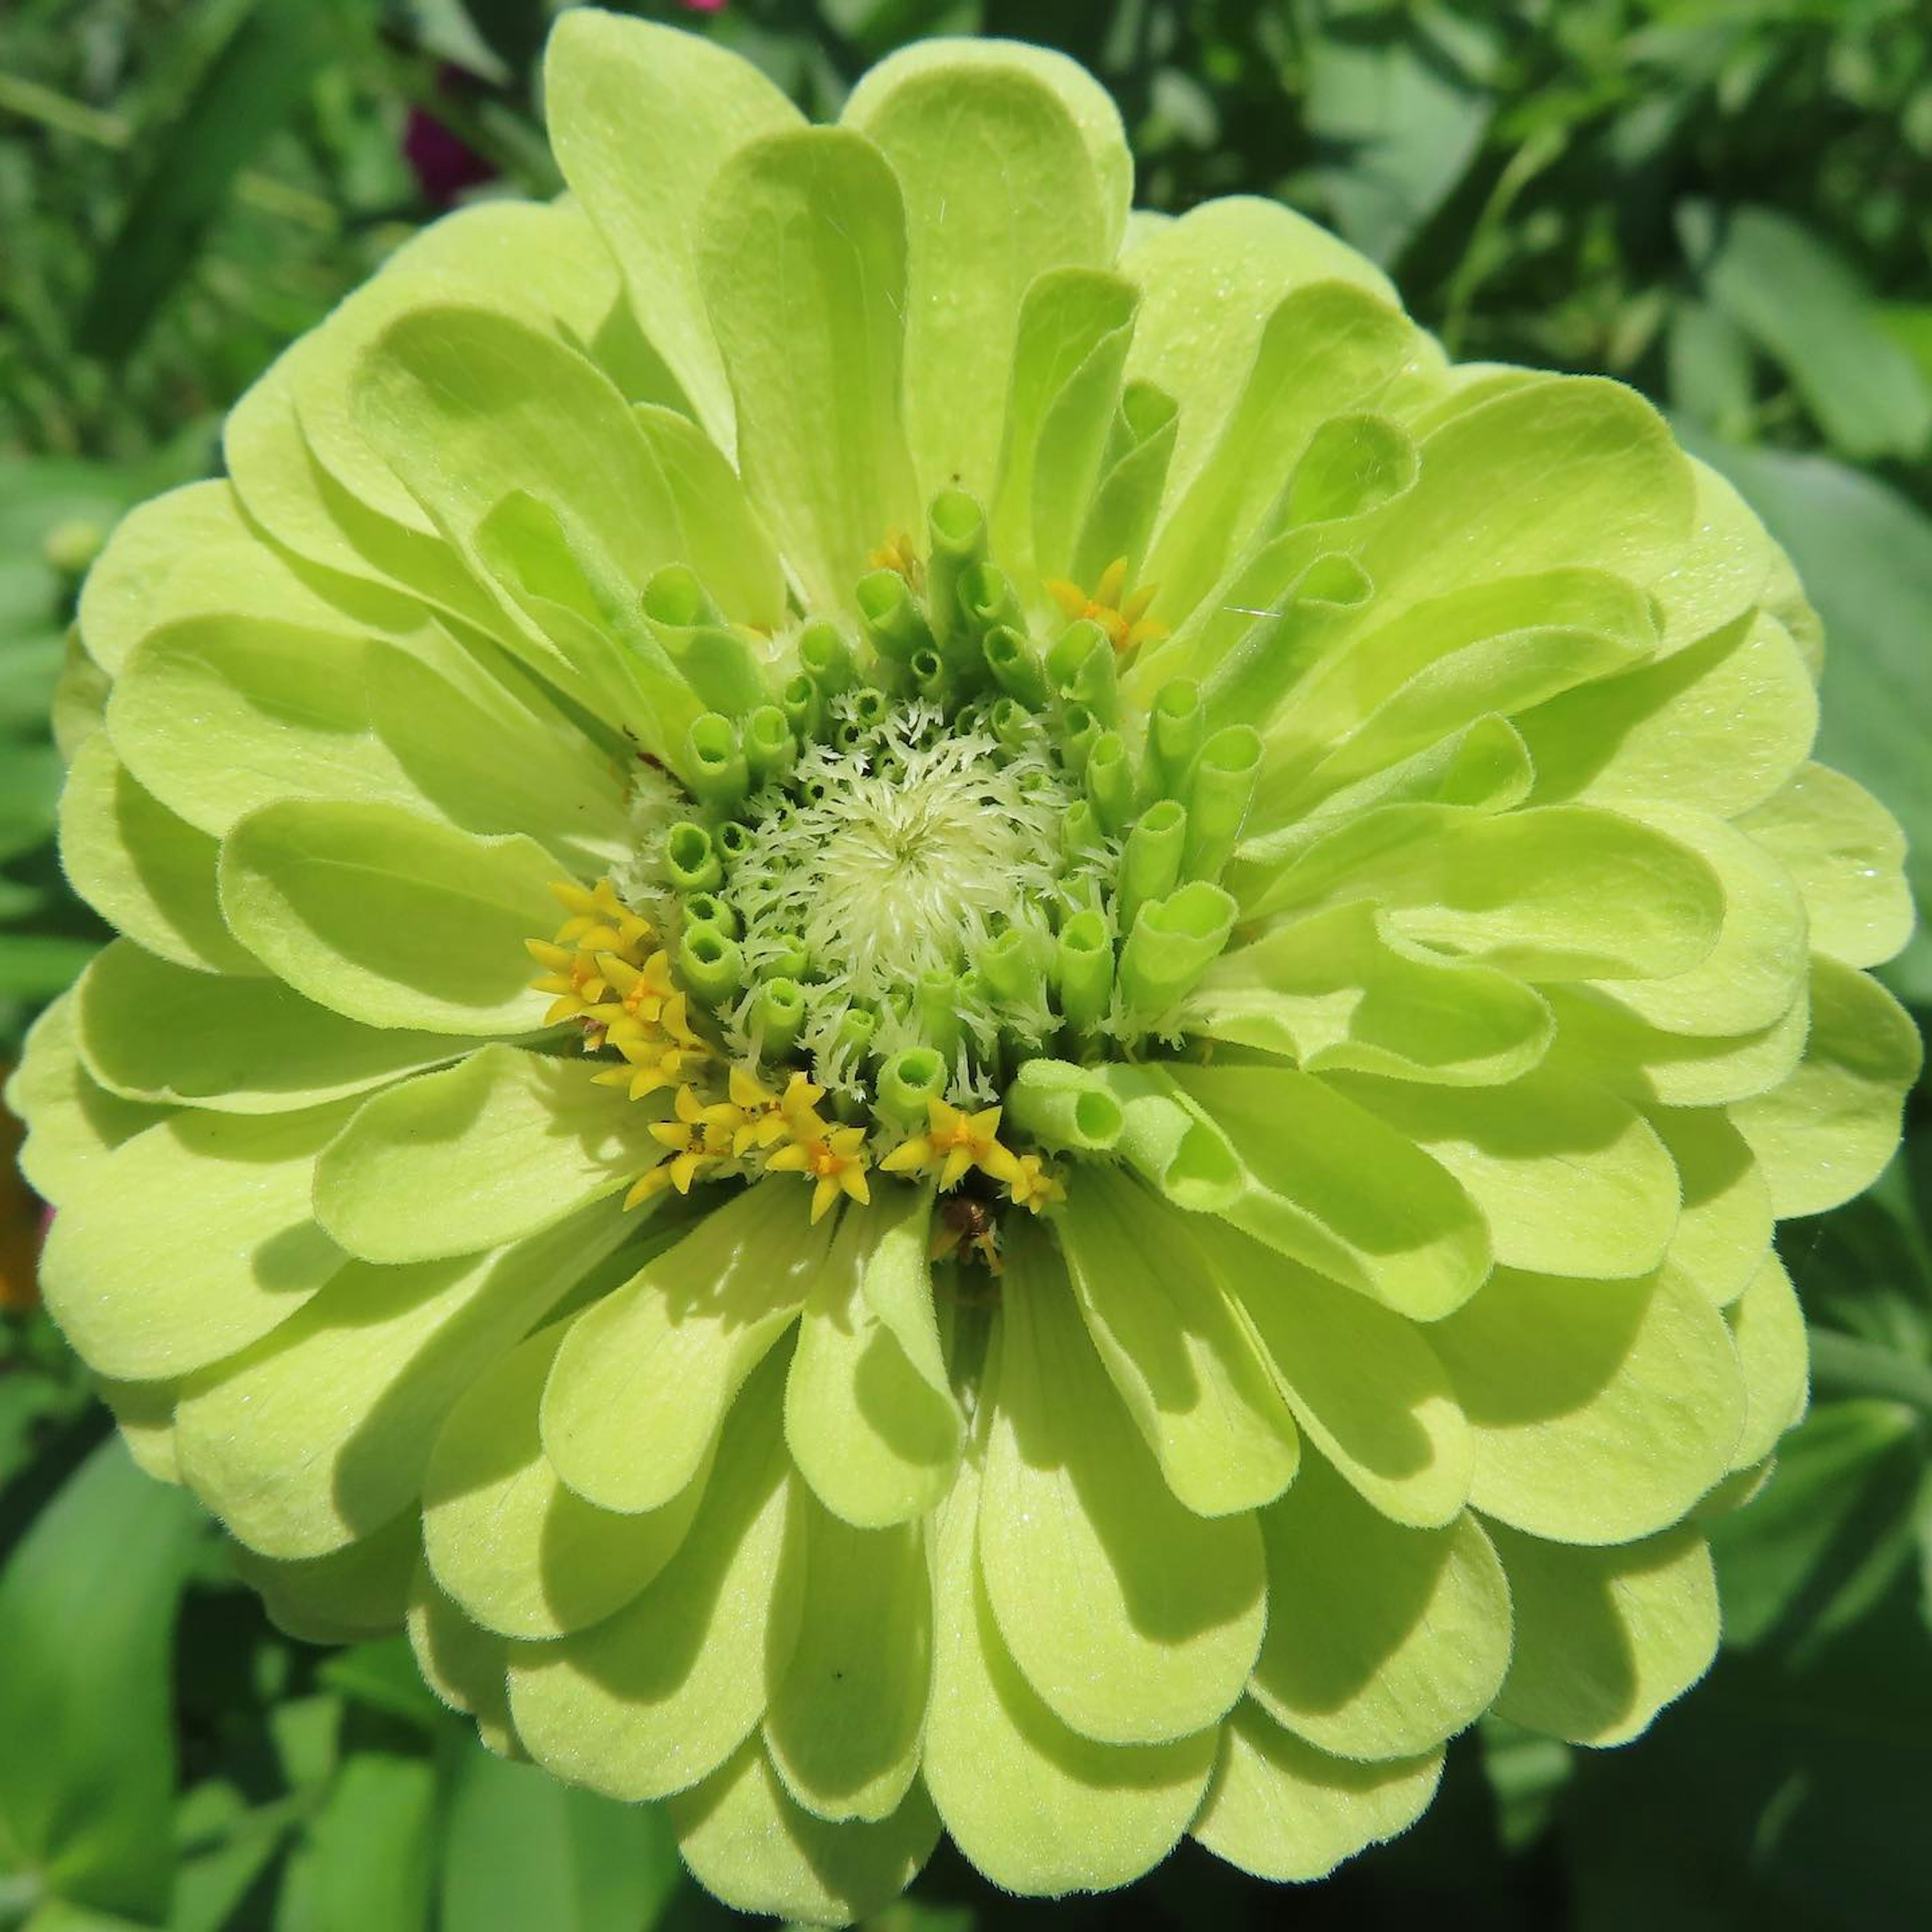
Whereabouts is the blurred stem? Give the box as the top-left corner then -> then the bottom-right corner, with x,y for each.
1808,1327 -> 1932,1417
1440,123 -> 1567,355
0,73 -> 336,231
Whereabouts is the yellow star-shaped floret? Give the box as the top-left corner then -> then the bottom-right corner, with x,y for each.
767,1122 -> 872,1223
868,529 -> 925,592
1007,1153 -> 1067,1215
628,1082 -> 743,1206
1044,555 -> 1169,656
879,1097 -> 1021,1190
590,949 -> 677,1035
526,878 -> 656,1027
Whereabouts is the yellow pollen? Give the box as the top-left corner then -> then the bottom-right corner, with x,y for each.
868,529 -> 926,591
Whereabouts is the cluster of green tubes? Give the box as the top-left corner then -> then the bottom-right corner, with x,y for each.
631,488 -> 1262,1100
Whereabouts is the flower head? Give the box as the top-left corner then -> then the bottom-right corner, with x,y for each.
8,11 -> 1921,1922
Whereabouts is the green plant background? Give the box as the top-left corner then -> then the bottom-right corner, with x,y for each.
3,2 -> 1930,1927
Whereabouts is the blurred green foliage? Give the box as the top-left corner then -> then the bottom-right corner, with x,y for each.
2,2 -> 1930,1928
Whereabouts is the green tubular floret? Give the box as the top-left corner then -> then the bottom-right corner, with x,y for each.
1184,726 -> 1263,879
1066,626 -> 1122,727
643,565 -> 768,718
682,891 -> 740,939
828,1003 -> 878,1069
1085,730 -> 1135,834
677,921 -> 743,1006
1147,679 -> 1203,800
1060,798 -> 1104,864
778,671 -> 822,742
664,820 -> 723,894
1005,1058 -> 1127,1152
958,558 -> 1024,639
856,568 -> 933,663
1047,616 -> 1108,692
916,969 -> 963,1062
1055,909 -> 1115,1034
796,620 -> 856,695
1119,798 -> 1187,931
1118,880 -> 1238,1016
979,925 -> 1048,1008
682,712 -> 750,807
742,705 -> 797,787
714,819 -> 753,867
877,1044 -> 948,1130
988,696 -> 1037,757
983,625 -> 1050,707
910,648 -> 951,706
1059,702 -> 1099,778
927,488 -> 989,653
753,977 -> 807,1055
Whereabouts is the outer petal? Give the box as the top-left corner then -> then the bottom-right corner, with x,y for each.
542,1179 -> 829,1514
312,1045 -> 660,1264
922,1459 -> 1215,1895
544,10 -> 803,448
5,994 -> 165,1204
172,1206 -> 628,1559
844,50 -> 1114,504
1190,1702 -> 1442,1883
698,128 -> 920,613
1488,1520 -> 1719,1746
668,1740 -> 939,1928
1252,1455 -> 1510,1761
509,1351 -> 804,1803
1427,1264 -> 1747,1545
1723,1253 -> 1810,1471
765,1500 -> 930,1824
976,1231 -> 1266,1746
218,799 -> 558,1035
39,1102 -> 352,1381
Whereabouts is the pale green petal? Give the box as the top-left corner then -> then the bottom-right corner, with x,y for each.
977,1232 -> 1265,1745
362,632 -> 631,875
1724,1254 -> 1809,1471
1348,376 -> 1695,618
38,1102 -> 351,1381
1120,197 -> 1396,501
1545,980 -> 1808,1111
857,1180 -> 952,1399
76,480 -> 394,677
1202,1222 -> 1473,1528
7,993 -> 168,1203
986,268 -> 1138,588
349,303 -> 688,730
783,1204 -> 961,1530
1488,1521 -> 1718,1745
1729,955 -> 1920,1216
1253,1456 -> 1509,1761
174,1206 -> 625,1559
1738,763 -> 1914,970
224,345 -> 505,634
1147,285 -> 1417,625
631,404 -> 786,629
51,630 -> 110,761
291,198 -> 637,535
1059,1170 -> 1300,1516
1191,1702 -> 1442,1883
1327,1068 -> 1680,1281
59,734 -> 261,976
544,9 -> 803,449
218,799 -> 558,1034
1646,1106 -> 1773,1307
1519,611 -> 1816,819
313,1045 -> 656,1264
698,128 -> 920,612
93,1378 -> 177,1488
669,1740 -> 939,1929
1251,802 -> 1725,984
409,1563 -> 513,1738
922,1459 -> 1215,1895
1603,807 -> 1808,1038
423,1309 -> 708,1641
846,37 -> 1132,256
510,1352 -> 804,1802
1167,1064 -> 1492,1322
108,614 -> 413,835
845,54 -> 1112,503
1182,900 -> 1554,1089
766,1501 -> 929,1823
76,940 -> 475,1113
1428,1264 -> 1746,1545
542,1179 -> 828,1514
1651,459 -> 1777,657
231,1508 -> 420,1644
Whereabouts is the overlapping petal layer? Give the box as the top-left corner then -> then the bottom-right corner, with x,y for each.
8,12 -> 1918,1924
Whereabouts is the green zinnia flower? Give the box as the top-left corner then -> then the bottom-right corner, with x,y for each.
9,11 -> 1922,1920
